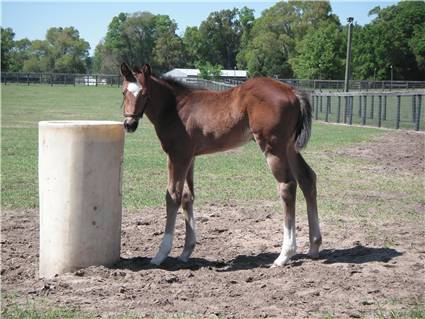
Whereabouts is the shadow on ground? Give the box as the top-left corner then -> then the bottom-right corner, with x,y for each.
114,245 -> 402,272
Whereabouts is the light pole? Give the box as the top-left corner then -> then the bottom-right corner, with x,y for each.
344,17 -> 354,92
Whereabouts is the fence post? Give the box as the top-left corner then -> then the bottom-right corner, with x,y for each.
412,95 -> 416,122
358,95 -> 362,117
349,96 -> 353,125
378,95 -> 382,127
319,96 -> 323,113
50,74 -> 53,86
96,75 -> 98,87
337,96 -> 341,123
396,95 -> 401,129
383,95 -> 387,121
27,73 -> 30,86
311,94 -> 315,112
325,96 -> 330,122
361,96 -> 366,125
363,96 -> 367,125
315,96 -> 319,120
416,95 -> 422,131
370,95 -> 374,119
344,96 -> 349,123
329,96 -> 332,114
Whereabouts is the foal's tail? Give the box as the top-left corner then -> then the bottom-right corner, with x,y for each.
294,90 -> 312,151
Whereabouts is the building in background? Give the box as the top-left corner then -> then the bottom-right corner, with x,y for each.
163,68 -> 248,81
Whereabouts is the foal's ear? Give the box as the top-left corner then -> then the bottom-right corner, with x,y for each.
120,63 -> 136,82
142,64 -> 151,77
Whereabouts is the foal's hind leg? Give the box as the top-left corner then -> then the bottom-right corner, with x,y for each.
179,161 -> 196,262
151,156 -> 192,266
288,150 -> 322,258
265,152 -> 298,267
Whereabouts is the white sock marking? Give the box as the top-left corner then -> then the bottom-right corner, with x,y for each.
151,233 -> 173,265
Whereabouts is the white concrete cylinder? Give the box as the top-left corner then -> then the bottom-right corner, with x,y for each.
38,121 -> 124,278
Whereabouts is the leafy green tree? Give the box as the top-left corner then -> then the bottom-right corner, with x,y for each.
290,22 -> 345,79
183,7 -> 254,70
352,1 -> 425,80
94,12 -> 154,73
182,27 -> 203,67
9,38 -> 32,72
96,11 -> 184,73
24,39 -> 52,73
22,27 -> 90,73
236,7 -> 255,70
1,27 -> 15,71
239,1 -> 339,77
152,15 -> 186,72
410,23 -> 425,74
197,8 -> 242,69
0,27 -> 32,72
196,61 -> 222,79
47,27 -> 90,73
153,32 -> 186,73
244,31 -> 292,77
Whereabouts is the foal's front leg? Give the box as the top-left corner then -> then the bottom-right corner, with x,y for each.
150,157 -> 191,266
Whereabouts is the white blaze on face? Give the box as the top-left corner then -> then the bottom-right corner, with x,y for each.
127,82 -> 142,97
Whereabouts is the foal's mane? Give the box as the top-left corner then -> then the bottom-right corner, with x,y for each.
159,77 -> 205,95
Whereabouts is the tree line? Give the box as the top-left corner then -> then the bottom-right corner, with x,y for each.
2,1 -> 424,80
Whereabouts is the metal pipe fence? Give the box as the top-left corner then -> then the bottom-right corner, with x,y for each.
2,72 -> 425,91
311,91 -> 424,131
280,79 -> 425,91
1,72 -> 121,86
181,77 -> 235,91
2,72 -> 424,131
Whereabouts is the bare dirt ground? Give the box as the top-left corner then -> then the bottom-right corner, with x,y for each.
2,130 -> 425,318
336,129 -> 425,174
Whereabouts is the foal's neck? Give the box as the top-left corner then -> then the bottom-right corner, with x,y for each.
143,77 -> 178,125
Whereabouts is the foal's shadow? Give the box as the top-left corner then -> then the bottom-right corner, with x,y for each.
113,245 -> 402,272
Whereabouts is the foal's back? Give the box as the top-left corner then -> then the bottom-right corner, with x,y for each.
177,77 -> 301,155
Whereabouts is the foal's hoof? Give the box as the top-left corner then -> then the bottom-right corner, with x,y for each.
178,256 -> 189,263
271,251 -> 295,267
150,259 -> 162,266
308,249 -> 320,259
150,255 -> 166,266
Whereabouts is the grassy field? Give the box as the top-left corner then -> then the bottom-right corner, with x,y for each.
2,84 -> 424,319
2,84 -> 390,211
2,84 -> 424,222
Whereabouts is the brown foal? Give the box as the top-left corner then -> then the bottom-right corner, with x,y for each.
120,63 -> 322,267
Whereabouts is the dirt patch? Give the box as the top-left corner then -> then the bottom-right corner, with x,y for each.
335,130 -> 424,174
2,205 -> 424,319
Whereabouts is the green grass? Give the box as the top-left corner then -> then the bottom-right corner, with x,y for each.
1,298 -> 221,319
1,84 -> 387,210
3,84 -> 423,222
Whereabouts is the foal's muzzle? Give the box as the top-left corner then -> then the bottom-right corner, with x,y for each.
123,118 -> 139,133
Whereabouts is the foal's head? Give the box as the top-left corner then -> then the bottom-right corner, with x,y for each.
120,63 -> 151,133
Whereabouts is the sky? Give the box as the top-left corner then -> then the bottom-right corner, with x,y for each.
1,1 -> 398,56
